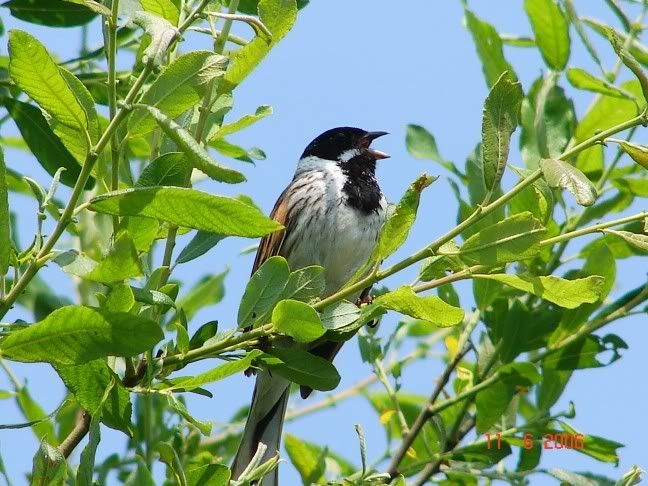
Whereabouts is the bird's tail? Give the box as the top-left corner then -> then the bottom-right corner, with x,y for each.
231,371 -> 290,486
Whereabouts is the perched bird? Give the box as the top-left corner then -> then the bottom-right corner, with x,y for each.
231,127 -> 389,485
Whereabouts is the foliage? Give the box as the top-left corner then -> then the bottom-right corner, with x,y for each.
0,0 -> 647,485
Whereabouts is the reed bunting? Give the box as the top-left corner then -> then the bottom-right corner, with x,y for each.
232,127 -> 389,485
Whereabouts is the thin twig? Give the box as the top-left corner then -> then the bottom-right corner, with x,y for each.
59,411 -> 91,458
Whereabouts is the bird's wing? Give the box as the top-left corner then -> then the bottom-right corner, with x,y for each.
251,186 -> 291,275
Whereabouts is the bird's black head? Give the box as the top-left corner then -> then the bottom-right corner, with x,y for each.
300,127 -> 389,167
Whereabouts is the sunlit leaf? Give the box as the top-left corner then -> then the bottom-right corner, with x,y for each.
273,299 -> 325,343
238,256 -> 290,328
524,0 -> 570,70
374,286 -> 464,327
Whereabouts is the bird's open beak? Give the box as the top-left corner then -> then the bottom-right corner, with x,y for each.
362,131 -> 390,159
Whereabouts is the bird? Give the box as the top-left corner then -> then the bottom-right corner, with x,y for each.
231,127 -> 389,485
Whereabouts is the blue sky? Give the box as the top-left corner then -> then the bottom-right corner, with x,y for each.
1,1 -> 646,484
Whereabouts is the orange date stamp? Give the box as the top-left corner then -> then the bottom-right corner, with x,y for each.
485,432 -> 585,450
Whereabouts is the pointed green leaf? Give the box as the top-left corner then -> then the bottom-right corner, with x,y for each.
55,360 -> 133,435
473,274 -> 604,308
281,265 -> 325,302
76,414 -> 101,486
375,174 -> 436,260
457,212 -> 546,265
89,187 -> 282,237
210,105 -> 272,141
616,141 -> 648,170
464,9 -> 517,87
136,152 -> 191,188
166,395 -> 212,436
273,299 -> 325,343
284,434 -> 327,486
575,80 -> 642,142
139,0 -> 180,25
560,421 -> 623,464
129,51 -> 226,136
524,0 -> 570,70
0,306 -> 164,365
160,350 -> 262,392
9,30 -> 87,132
319,300 -> 361,331
221,0 -> 297,91
175,231 -> 227,265
540,158 -> 597,206
482,71 -> 523,194
185,464 -> 230,486
2,98 -> 93,188
374,286 -> 464,327
238,256 -> 290,328
84,232 -> 143,283
258,348 -> 340,391
607,28 -> 648,104
567,68 -> 636,100
0,148 -> 8,277
405,125 -> 458,175
30,441 -> 66,485
603,230 -> 648,252
138,105 -> 245,183
3,0 -> 96,27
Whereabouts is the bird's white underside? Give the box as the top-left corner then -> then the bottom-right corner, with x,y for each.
285,156 -> 386,296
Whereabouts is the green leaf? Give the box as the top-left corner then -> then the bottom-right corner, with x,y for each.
136,152 -> 191,188
139,0 -> 180,25
89,186 -> 282,237
0,306 -> 163,365
464,9 -> 517,88
607,28 -> 648,104
155,442 -> 187,486
0,148 -> 8,277
160,351 -> 261,392
132,286 -> 176,308
258,348 -> 340,391
524,0 -> 570,70
16,387 -> 57,443
221,0 -> 297,92
612,177 -> 648,197
129,51 -> 226,136
166,394 -> 212,436
375,174 -> 436,261
2,98 -> 93,188
238,256 -> 290,328
76,415 -> 101,486
3,0 -> 95,27
84,232 -> 143,283
374,286 -> 464,327
320,300 -> 361,330
567,68 -> 636,100
575,80 -> 642,143
209,105 -> 272,141
473,274 -> 604,309
616,141 -> 648,170
281,266 -> 325,302
560,421 -> 623,464
284,434 -> 326,486
604,230 -> 648,252
125,457 -> 156,486
176,270 -> 227,321
544,334 -> 628,370
457,212 -> 546,265
481,72 -> 524,194
540,158 -> 597,206
405,125 -> 458,175
54,67 -> 99,163
9,30 -> 88,134
273,299 -> 325,343
130,11 -> 177,67
104,284 -> 135,313
55,360 -> 133,435
176,231 -> 227,265
476,362 -> 540,432
185,464 -> 230,486
188,321 -> 218,350
137,105 -> 245,184
30,441 -> 67,485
